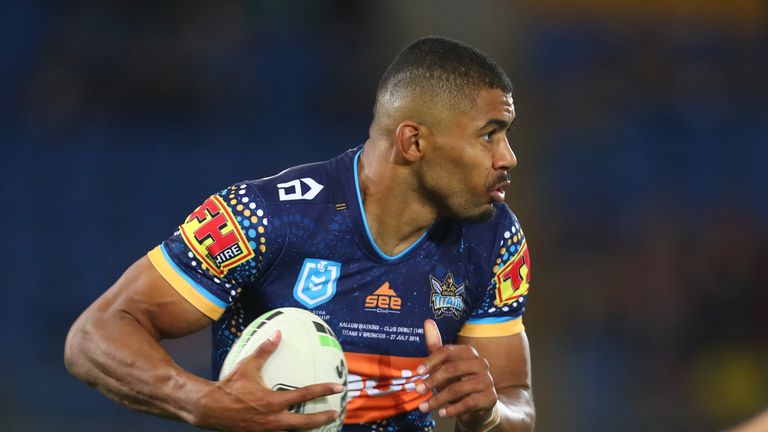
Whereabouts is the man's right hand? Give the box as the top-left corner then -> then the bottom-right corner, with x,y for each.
193,330 -> 344,431
65,256 -> 343,432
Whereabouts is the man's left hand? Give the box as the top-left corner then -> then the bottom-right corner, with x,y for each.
415,319 -> 498,425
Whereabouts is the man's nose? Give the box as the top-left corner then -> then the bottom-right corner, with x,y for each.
493,140 -> 517,171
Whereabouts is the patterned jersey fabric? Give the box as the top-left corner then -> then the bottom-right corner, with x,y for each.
147,146 -> 532,431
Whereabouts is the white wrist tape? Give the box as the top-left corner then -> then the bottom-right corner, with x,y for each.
457,402 -> 501,432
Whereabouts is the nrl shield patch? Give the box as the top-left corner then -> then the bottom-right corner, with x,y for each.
293,258 -> 342,309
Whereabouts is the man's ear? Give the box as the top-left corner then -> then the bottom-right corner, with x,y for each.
394,120 -> 426,162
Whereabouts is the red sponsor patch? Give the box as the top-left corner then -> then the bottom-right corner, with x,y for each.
180,195 -> 254,277
494,241 -> 530,306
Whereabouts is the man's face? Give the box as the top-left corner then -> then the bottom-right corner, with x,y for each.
419,88 -> 517,222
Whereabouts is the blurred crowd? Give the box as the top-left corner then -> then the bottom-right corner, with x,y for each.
1,1 -> 765,431
525,9 -> 768,431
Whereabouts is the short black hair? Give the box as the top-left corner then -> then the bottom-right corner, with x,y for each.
374,36 -> 513,119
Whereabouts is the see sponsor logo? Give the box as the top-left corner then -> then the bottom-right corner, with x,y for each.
364,282 -> 401,313
180,195 -> 254,277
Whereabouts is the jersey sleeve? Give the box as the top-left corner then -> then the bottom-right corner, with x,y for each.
458,209 -> 531,338
147,182 -> 278,320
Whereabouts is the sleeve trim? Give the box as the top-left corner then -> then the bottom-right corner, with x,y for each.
147,245 -> 226,320
457,317 -> 524,338
464,316 -> 514,324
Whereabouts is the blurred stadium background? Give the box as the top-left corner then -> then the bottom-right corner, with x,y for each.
1,1 -> 766,431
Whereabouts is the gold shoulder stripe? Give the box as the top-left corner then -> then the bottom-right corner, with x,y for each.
457,317 -> 524,338
147,246 -> 225,320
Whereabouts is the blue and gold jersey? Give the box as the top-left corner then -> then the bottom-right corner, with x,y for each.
147,146 -> 532,431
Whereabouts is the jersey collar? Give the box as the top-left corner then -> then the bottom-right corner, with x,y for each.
348,147 -> 435,262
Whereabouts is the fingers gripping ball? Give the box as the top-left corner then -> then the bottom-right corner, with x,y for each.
220,308 -> 348,431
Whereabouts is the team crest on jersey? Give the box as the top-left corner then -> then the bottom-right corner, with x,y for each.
494,241 -> 530,306
429,273 -> 466,319
293,258 -> 341,309
180,195 -> 255,277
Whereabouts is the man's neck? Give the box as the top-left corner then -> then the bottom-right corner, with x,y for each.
357,141 -> 437,257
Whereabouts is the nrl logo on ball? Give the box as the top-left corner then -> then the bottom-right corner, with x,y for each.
429,273 -> 465,319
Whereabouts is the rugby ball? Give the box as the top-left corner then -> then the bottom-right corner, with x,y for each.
219,307 -> 347,431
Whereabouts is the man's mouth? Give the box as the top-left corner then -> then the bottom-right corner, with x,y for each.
490,180 -> 511,203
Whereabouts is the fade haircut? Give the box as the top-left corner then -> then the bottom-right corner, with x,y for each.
373,36 -> 513,127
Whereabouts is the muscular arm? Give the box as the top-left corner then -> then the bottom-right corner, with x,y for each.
64,256 -> 213,423
457,331 -> 535,432
64,256 -> 340,431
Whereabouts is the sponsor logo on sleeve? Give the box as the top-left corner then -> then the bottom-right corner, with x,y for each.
293,258 -> 341,308
180,195 -> 254,277
429,273 -> 466,319
494,241 -> 530,306
277,178 -> 324,201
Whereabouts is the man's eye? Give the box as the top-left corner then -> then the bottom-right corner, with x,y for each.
483,131 -> 494,142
